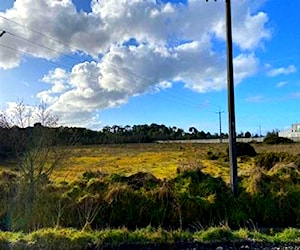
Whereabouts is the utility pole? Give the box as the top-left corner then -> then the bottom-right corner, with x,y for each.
216,108 -> 224,143
206,0 -> 238,196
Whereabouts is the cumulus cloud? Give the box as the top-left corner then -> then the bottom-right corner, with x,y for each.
213,1 -> 271,50
0,0 -> 271,127
267,65 -> 297,77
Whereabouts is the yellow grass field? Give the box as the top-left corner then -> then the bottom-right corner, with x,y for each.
1,142 -> 300,183
50,142 -> 300,183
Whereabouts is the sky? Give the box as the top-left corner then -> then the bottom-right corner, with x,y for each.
0,0 -> 299,135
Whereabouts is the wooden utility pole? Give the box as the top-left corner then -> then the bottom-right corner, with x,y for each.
206,0 -> 238,196
225,0 -> 238,196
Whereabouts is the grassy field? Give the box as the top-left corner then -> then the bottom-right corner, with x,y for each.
50,143 -> 224,182
1,141 -> 300,233
1,141 -> 299,183
48,142 -> 300,183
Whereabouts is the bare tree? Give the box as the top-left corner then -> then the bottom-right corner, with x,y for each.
0,100 -> 73,231
36,102 -> 59,127
77,193 -> 102,231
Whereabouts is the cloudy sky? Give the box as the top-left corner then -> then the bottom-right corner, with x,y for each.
0,0 -> 299,135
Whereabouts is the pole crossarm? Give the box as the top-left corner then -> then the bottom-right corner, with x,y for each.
0,30 -> 6,37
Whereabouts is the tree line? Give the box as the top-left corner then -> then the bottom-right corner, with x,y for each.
0,123 -> 218,158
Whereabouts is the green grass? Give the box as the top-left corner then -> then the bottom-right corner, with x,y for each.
2,142 -> 300,244
1,226 -> 300,248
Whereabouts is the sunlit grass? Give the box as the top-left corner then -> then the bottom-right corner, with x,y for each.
3,226 -> 300,248
2,142 -> 300,183
51,143 -> 225,182
46,142 -> 300,183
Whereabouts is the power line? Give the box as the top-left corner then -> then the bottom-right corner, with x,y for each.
4,30 -> 80,62
0,16 -> 214,110
0,16 -> 225,128
0,15 -> 79,52
1,27 -> 215,111
0,43 -> 73,70
0,42 -> 207,111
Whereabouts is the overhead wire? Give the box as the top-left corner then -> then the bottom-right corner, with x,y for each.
4,29 -> 84,63
0,41 -> 205,110
0,15 -> 79,51
0,43 -> 73,71
0,15 -> 206,106
0,16 -> 220,114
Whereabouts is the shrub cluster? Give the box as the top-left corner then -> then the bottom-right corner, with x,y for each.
263,134 -> 294,144
1,150 -> 300,233
255,152 -> 299,170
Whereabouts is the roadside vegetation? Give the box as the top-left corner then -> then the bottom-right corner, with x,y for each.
1,141 -> 300,231
1,102 -> 300,248
2,226 -> 300,249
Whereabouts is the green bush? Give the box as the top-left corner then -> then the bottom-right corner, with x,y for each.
207,151 -> 220,160
25,228 -> 97,250
236,142 -> 257,157
193,226 -> 236,242
263,134 -> 294,144
274,228 -> 300,242
255,152 -> 297,170
226,142 -> 256,159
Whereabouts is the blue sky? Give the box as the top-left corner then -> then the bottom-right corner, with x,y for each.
0,0 -> 299,135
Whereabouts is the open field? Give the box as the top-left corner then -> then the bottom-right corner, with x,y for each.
1,141 -> 300,232
51,143 -> 226,183
46,142 -> 300,183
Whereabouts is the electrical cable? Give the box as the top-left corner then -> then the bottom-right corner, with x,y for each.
0,16 -> 222,114
0,16 -> 209,108
0,43 -> 208,110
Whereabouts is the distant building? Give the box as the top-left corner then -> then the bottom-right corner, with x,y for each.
278,123 -> 300,141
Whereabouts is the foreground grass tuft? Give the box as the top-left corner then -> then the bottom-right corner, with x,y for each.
1,226 -> 300,249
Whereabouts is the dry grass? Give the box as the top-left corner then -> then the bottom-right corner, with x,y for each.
51,143 -> 229,182
254,143 -> 300,155
1,142 -> 299,183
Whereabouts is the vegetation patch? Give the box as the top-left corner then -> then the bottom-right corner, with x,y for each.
1,227 -> 300,249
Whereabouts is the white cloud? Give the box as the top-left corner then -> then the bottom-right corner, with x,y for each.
39,43 -> 259,126
0,0 -> 270,66
42,68 -> 70,93
276,81 -> 288,88
233,53 -> 258,83
212,1 -> 271,50
245,95 -> 266,103
0,0 -> 271,127
267,65 -> 297,77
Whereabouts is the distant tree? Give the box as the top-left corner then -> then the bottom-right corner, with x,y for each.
264,130 -> 293,144
188,127 -> 198,139
245,131 -> 252,138
237,131 -> 244,138
188,127 -> 198,134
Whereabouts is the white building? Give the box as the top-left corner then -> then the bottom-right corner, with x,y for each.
279,123 -> 300,141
